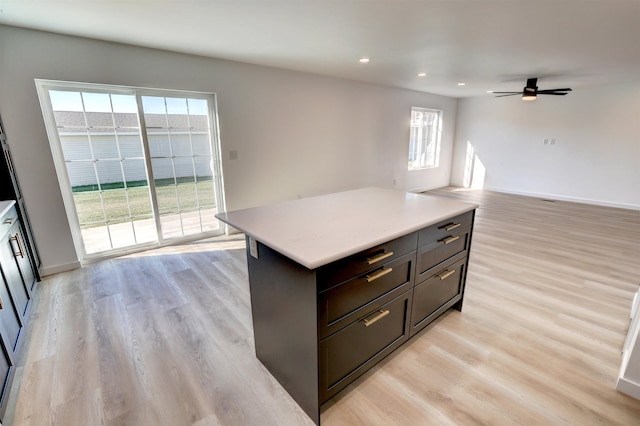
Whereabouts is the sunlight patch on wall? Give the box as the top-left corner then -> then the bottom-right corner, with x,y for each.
463,141 -> 486,189
471,156 -> 486,189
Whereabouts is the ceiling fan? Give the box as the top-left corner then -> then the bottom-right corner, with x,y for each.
493,78 -> 572,100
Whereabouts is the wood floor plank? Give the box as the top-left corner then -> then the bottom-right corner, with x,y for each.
94,294 -> 146,421
50,290 -> 101,409
4,187 -> 640,425
52,388 -> 105,426
9,356 -> 56,426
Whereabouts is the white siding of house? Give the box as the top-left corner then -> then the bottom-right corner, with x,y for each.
60,132 -> 213,187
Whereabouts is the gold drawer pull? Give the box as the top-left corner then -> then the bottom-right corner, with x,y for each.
10,234 -> 24,258
363,309 -> 390,327
440,222 -> 461,231
0,295 -> 3,310
440,235 -> 460,245
437,269 -> 455,280
366,267 -> 393,283
3,218 -> 15,225
366,251 -> 394,265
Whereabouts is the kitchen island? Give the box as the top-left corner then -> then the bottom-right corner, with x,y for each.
216,187 -> 477,424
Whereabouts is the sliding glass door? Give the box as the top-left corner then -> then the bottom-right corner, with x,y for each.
37,81 -> 225,260
141,95 -> 219,240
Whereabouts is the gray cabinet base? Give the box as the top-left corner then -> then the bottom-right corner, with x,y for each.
243,209 -> 475,425
246,238 -> 320,424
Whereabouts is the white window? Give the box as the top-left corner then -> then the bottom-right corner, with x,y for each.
408,107 -> 442,170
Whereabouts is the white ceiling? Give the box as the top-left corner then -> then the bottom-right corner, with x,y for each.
1,0 -> 639,98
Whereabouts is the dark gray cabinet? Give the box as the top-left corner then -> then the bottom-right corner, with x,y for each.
0,115 -> 40,422
246,209 -> 475,425
0,325 -> 16,422
0,271 -> 21,353
1,228 -> 31,317
0,114 -> 41,282
0,203 -> 35,420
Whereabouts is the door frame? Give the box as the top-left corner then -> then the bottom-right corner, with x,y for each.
35,79 -> 227,264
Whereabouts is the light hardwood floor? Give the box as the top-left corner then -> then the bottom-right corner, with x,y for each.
4,188 -> 640,425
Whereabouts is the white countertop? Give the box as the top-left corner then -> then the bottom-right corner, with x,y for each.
0,200 -> 16,218
216,187 -> 478,270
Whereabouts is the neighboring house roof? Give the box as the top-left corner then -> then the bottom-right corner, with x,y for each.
53,111 -> 209,132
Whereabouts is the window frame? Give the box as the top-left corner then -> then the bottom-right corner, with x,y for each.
408,107 -> 443,171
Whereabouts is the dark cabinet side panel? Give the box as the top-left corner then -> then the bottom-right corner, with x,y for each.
246,238 -> 320,425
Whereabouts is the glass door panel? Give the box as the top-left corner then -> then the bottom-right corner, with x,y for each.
48,89 -> 158,255
142,95 -> 221,240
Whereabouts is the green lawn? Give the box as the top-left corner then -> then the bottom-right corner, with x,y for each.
74,180 -> 216,227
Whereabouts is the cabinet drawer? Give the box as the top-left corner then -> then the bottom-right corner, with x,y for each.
319,290 -> 412,402
416,227 -> 470,280
0,205 -> 18,241
0,275 -> 21,352
410,256 -> 467,336
318,252 -> 415,339
418,211 -> 474,247
317,232 -> 418,291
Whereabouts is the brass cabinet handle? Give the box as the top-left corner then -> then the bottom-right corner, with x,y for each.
366,267 -> 393,283
440,235 -> 460,245
362,309 -> 390,327
437,269 -> 455,280
366,251 -> 394,265
16,233 -> 25,258
10,233 -> 24,258
0,295 -> 3,310
440,222 -> 461,231
4,218 -> 15,225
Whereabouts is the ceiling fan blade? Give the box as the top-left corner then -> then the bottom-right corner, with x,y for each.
538,88 -> 572,93
495,78 -> 571,99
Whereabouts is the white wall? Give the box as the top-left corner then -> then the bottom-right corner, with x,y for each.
0,25 -> 457,274
451,82 -> 640,209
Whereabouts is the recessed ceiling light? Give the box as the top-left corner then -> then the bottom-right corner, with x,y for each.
417,72 -> 427,77
486,90 -> 494,93
359,58 -> 370,64
457,82 -> 466,86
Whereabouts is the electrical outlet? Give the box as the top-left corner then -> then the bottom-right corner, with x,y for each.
249,237 -> 258,259
551,138 -> 556,145
544,138 -> 549,145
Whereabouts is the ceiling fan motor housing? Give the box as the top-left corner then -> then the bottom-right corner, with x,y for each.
493,77 -> 571,99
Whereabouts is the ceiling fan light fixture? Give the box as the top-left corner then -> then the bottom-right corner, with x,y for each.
522,82 -> 537,100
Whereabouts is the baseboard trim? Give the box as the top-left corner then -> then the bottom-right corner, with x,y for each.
41,261 -> 81,277
484,186 -> 640,211
617,376 -> 640,400
408,184 -> 449,194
